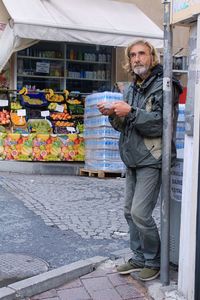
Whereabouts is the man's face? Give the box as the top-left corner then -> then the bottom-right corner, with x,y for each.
129,44 -> 152,77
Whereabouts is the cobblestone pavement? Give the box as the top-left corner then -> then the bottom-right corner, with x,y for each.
0,173 -> 129,240
0,172 -> 160,241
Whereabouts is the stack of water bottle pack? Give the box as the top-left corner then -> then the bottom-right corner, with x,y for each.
84,92 -> 125,172
176,104 -> 185,159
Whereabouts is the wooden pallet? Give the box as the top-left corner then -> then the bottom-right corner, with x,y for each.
79,168 -> 124,179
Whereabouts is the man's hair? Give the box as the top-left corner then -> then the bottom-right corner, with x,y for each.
123,39 -> 160,75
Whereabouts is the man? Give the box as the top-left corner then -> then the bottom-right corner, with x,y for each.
98,40 -> 182,281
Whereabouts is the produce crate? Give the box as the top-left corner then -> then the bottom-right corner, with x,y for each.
27,119 -> 52,133
68,104 -> 84,115
20,93 -> 48,107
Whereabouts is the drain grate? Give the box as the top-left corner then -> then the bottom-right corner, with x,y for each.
0,253 -> 49,287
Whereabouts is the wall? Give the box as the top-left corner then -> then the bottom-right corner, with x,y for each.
115,0 -> 190,83
0,1 -> 9,23
0,1 -> 9,38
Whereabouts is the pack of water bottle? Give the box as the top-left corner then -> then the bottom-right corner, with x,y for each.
84,115 -> 111,128
85,149 -> 121,161
176,121 -> 185,140
177,104 -> 185,122
85,138 -> 119,150
85,91 -> 123,107
176,104 -> 185,159
84,105 -> 102,117
84,127 -> 120,139
84,91 -> 125,172
85,160 -> 125,172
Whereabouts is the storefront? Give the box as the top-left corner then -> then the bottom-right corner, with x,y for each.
0,0 -> 163,162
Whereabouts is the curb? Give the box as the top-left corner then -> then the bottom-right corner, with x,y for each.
0,256 -> 108,300
0,161 -> 84,176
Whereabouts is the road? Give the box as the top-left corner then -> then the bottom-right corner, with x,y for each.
0,172 -> 160,269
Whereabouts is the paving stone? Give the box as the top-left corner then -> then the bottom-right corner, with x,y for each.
82,276 -> 113,293
90,288 -> 122,300
31,289 -> 57,299
108,273 -> 134,287
115,284 -> 144,299
32,297 -> 60,300
57,278 -> 82,290
81,268 -> 115,279
127,298 -> 146,300
57,286 -> 91,300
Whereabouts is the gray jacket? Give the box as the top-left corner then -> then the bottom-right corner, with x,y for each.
109,64 -> 182,168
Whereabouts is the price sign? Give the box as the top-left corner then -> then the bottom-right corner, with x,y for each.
36,62 -> 50,74
0,100 -> 8,106
17,109 -> 26,117
55,104 -> 64,112
41,110 -> 50,117
67,126 -> 76,133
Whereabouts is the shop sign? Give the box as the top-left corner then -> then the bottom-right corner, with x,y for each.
172,0 -> 200,24
36,62 -> 50,74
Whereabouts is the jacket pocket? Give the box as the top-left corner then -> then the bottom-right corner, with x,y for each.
144,137 -> 162,160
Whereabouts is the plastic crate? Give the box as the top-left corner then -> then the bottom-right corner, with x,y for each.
20,93 -> 48,108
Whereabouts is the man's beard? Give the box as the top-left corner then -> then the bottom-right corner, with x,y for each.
133,65 -> 149,76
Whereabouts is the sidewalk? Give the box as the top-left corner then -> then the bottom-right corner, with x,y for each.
0,248 -> 179,300
30,259 -> 149,300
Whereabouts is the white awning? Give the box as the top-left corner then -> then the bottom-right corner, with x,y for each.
0,0 -> 163,71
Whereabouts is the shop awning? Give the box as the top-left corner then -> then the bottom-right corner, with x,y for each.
0,0 -> 163,72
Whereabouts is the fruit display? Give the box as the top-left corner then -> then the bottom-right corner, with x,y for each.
45,89 -> 64,102
50,112 -> 71,120
10,112 -> 26,126
11,102 -> 22,110
27,119 -> 52,133
0,110 -> 10,125
20,93 -> 48,107
76,122 -> 84,133
53,121 -> 74,127
0,87 -> 85,161
67,99 -> 82,105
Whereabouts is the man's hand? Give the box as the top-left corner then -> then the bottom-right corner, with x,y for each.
97,102 -> 115,116
113,101 -> 131,117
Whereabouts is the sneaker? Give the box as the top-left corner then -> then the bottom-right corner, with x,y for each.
138,267 -> 160,281
116,259 -> 143,275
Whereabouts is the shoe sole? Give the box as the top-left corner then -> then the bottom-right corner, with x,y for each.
117,268 -> 143,275
138,270 -> 160,281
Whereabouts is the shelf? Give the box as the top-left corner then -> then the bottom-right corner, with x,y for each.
17,74 -> 64,79
17,41 -> 113,93
66,77 -> 110,82
18,55 -> 65,61
66,59 -> 110,65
